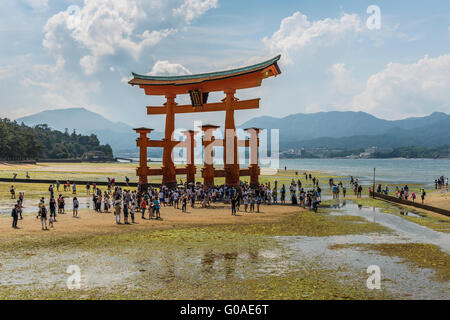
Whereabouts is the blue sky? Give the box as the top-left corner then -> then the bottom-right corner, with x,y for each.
0,0 -> 449,131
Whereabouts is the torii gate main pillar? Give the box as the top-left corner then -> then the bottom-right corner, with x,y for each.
162,94 -> 177,187
224,89 -> 240,186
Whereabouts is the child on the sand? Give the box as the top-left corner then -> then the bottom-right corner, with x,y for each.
153,198 -> 160,219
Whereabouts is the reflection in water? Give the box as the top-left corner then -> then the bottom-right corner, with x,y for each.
163,251 -> 176,284
201,251 -> 216,274
222,252 -> 238,280
248,248 -> 259,265
1,199 -> 448,299
200,251 -> 240,279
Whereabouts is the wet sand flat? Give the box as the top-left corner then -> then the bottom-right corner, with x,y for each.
0,204 -> 301,240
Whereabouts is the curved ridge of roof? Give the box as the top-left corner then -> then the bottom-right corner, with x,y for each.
131,55 -> 281,81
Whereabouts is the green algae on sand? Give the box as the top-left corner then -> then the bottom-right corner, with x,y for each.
329,243 -> 450,282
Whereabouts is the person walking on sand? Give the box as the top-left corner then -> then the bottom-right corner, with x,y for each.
38,203 -> 48,231
249,195 -> 255,213
17,196 -> 24,220
182,193 -> 187,212
411,191 -> 416,202
11,204 -> 19,229
59,195 -> 65,214
153,198 -> 161,220
73,197 -> 79,217
243,194 -> 249,212
10,185 -> 15,199
141,198 -> 147,219
130,201 -> 136,223
114,198 -> 122,224
421,189 -> 426,204
49,197 -> 57,222
231,196 -> 237,216
104,192 -> 111,212
49,184 -> 54,198
256,195 -> 262,213
72,183 -> 77,195
123,201 -> 129,224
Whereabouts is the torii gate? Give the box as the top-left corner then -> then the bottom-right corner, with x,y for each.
129,55 -> 281,188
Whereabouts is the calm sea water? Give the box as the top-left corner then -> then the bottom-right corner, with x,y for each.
123,157 -> 449,186
278,158 -> 450,185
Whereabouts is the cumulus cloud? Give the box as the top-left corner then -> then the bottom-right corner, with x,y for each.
20,55 -> 101,110
263,11 -> 364,63
43,0 -> 176,75
147,60 -> 191,75
329,63 -> 362,96
173,0 -> 218,23
353,54 -> 450,119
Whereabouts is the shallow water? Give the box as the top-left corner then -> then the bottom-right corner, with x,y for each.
0,196 -> 91,215
277,158 -> 450,185
279,235 -> 449,299
329,201 -> 450,253
0,200 -> 448,299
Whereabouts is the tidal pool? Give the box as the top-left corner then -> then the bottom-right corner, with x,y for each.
0,196 -> 91,216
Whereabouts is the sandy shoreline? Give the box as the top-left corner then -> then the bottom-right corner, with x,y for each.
0,203 -> 302,240
426,190 -> 450,211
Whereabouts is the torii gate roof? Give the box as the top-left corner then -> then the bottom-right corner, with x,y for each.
128,55 -> 281,95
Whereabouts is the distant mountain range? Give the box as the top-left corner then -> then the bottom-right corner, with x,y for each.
239,111 -> 450,149
16,108 -> 450,155
17,108 -> 163,154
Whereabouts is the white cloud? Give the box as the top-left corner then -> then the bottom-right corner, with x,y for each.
43,0 -> 176,75
353,54 -> 450,119
19,55 -> 101,110
147,60 -> 191,75
263,12 -> 364,63
21,0 -> 48,11
173,0 -> 218,23
329,63 -> 362,96
0,65 -> 16,80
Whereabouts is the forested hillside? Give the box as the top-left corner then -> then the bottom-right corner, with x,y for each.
0,119 -> 113,160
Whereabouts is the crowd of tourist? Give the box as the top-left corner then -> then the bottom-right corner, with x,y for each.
8,171 -> 332,230
10,170 -> 443,231
435,176 -> 448,189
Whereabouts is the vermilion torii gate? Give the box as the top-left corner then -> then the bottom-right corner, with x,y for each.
129,55 -> 281,188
